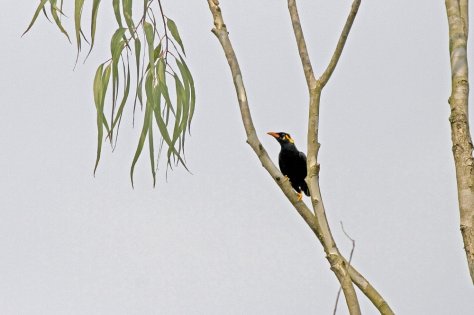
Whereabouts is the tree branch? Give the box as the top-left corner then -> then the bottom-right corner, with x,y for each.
287,0 -> 317,90
288,0 -> 394,313
207,1 -> 394,313
460,0 -> 469,39
206,0 -> 315,229
445,0 -> 474,284
319,0 -> 361,88
347,266 -> 394,314
291,0 -> 361,313
306,106 -> 364,314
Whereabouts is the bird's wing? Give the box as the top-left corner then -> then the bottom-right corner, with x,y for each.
298,151 -> 307,163
278,153 -> 290,176
298,151 -> 308,173
298,151 -> 310,196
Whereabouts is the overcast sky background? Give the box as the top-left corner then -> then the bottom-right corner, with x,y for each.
1,1 -> 473,314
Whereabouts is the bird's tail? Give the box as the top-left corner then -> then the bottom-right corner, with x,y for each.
302,182 -> 310,196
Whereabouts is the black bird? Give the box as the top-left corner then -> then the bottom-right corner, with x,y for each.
267,132 -> 310,200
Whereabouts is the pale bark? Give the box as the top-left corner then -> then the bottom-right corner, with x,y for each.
287,2 -> 360,313
445,0 -> 474,284
289,0 -> 393,313
206,0 -> 316,230
207,0 -> 394,313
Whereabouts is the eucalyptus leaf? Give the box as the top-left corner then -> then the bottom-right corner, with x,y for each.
122,0 -> 135,39
87,0 -> 102,58
50,0 -> 70,42
74,0 -> 86,59
166,18 -> 185,55
23,0 -> 49,36
131,72 -> 154,187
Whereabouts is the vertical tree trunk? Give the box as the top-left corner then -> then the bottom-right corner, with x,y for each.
445,0 -> 474,284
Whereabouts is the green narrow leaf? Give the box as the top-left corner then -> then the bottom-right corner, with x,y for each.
145,43 -> 162,72
157,56 -> 165,82
175,59 -> 191,141
166,18 -> 185,55
133,38 -> 142,106
152,90 -> 188,171
93,64 -> 105,174
101,64 -> 112,136
143,21 -> 155,74
87,0 -> 102,58
130,100 -> 152,187
170,74 -> 184,150
93,64 -> 105,110
74,0 -> 86,60
134,38 -> 142,79
148,119 -> 156,186
92,62 -> 112,174
43,4 -> 53,23
122,0 -> 135,39
110,28 -> 127,133
42,5 -> 52,22
49,0 -> 70,42
112,0 -> 124,28
176,58 -> 190,110
160,83 -> 174,118
59,0 -> 64,19
156,58 -> 175,117
101,64 -> 112,107
137,78 -> 144,108
178,56 -> 195,130
144,63 -> 188,170
166,74 -> 184,165
22,0 -> 49,36
163,95 -> 171,125
80,28 -> 90,44
178,77 -> 190,133
109,61 -> 131,136
130,72 -> 154,187
110,28 -> 127,61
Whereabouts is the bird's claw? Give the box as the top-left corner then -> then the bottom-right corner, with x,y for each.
297,192 -> 303,201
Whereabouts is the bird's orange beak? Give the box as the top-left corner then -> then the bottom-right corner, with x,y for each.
267,132 -> 279,139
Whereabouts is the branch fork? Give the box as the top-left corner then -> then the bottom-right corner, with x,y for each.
207,0 -> 394,313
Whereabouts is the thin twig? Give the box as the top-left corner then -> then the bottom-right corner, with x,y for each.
333,222 -> 356,315
157,0 -> 169,61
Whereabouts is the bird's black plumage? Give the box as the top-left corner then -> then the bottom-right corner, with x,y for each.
267,132 -> 310,199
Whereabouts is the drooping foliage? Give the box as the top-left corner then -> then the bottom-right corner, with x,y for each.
24,0 -> 195,186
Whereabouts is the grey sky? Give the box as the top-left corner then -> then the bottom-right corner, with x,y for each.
1,1 -> 473,314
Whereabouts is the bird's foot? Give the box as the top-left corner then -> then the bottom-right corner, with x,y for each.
297,192 -> 303,201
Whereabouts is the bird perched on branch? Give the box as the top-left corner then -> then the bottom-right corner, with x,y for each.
267,132 -> 310,200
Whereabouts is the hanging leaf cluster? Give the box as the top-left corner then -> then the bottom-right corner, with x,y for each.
24,0 -> 196,186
